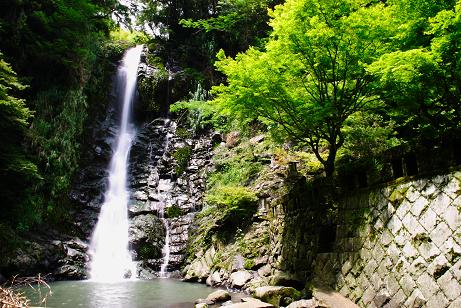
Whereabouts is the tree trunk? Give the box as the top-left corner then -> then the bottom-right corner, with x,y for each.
324,147 -> 337,177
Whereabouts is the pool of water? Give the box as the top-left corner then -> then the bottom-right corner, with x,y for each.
22,279 -> 217,308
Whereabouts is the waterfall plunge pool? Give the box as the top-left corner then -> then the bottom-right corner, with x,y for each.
23,279 -> 220,308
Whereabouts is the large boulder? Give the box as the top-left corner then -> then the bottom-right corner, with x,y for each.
230,270 -> 253,288
254,286 -> 302,307
128,214 -> 165,261
206,289 -> 231,303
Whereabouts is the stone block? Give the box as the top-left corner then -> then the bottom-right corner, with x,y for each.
450,259 -> 461,281
345,272 -> 358,290
403,242 -> 418,259
380,230 -> 393,247
411,196 -> 429,217
369,272 -> 384,292
364,259 -> 378,278
409,256 -> 427,277
387,216 -> 402,235
371,244 -> 385,264
387,202 -> 396,215
376,257 -> 392,279
420,208 -> 438,233
431,193 -> 451,217
359,246 -> 372,261
448,298 -> 461,308
428,254 -> 451,278
440,238 -> 461,263
441,205 -> 460,231
406,186 -> 421,203
452,195 -> 461,208
438,271 -> 461,301
422,182 -> 438,199
373,218 -> 385,233
395,257 -> 411,275
387,243 -> 401,265
430,222 -> 452,248
418,241 -> 440,261
432,175 -> 449,188
339,284 -> 351,298
373,288 -> 391,307
341,259 -> 353,276
416,272 -> 439,299
384,274 -> 400,296
443,177 -> 460,196
362,287 -> 376,306
396,199 -> 411,220
358,272 -> 371,291
383,288 -> 405,308
402,213 -> 425,237
405,289 -> 426,308
426,291 -> 450,308
399,274 -> 417,297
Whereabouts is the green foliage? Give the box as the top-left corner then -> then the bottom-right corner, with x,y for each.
205,186 -> 258,209
213,0 -> 400,176
208,143 -> 263,188
340,112 -> 400,159
180,0 -> 281,53
175,127 -> 193,139
243,258 -> 256,270
166,205 -> 184,218
0,224 -> 21,266
172,145 -> 192,175
170,82 -> 227,132
0,53 -> 41,230
30,89 -> 88,202
368,1 -> 461,140
138,243 -> 159,260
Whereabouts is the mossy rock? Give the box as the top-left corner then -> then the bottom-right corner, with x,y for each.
254,286 -> 301,307
389,185 -> 409,204
166,205 -> 184,218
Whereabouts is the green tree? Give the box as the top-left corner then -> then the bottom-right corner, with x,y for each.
0,53 -> 40,227
213,0 -> 398,176
368,0 -> 461,139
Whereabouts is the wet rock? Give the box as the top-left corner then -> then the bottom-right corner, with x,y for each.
207,271 -> 222,286
269,271 -> 304,290
254,286 -> 302,307
206,290 -> 231,303
129,214 -> 165,261
195,303 -> 209,308
195,298 -> 214,305
230,270 -> 253,288
258,265 -> 272,277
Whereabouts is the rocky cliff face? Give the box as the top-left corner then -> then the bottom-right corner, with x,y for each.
127,118 -> 214,278
0,47 -> 215,280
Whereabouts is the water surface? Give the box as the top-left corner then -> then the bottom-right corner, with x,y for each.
24,279 -> 217,308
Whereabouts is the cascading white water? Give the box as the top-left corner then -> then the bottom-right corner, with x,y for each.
159,211 -> 171,278
88,45 -> 143,282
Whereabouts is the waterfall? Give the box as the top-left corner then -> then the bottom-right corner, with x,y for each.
88,45 -> 143,282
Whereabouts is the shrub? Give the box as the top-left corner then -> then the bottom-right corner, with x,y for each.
166,205 -> 184,218
172,145 -> 192,175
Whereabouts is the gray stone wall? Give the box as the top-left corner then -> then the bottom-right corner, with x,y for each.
314,170 -> 461,307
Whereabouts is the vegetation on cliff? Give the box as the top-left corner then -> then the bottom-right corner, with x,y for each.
169,0 -> 461,178
0,0 -> 142,262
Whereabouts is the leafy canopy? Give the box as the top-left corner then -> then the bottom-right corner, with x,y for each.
213,0 -> 399,176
